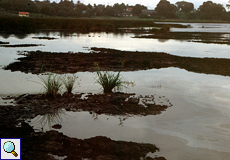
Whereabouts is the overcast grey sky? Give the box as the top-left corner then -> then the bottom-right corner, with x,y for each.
50,0 -> 229,9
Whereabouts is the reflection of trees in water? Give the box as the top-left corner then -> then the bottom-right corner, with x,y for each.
0,33 -> 28,39
14,33 -> 28,39
141,32 -> 230,44
91,112 -> 128,126
157,39 -> 169,43
35,108 -> 67,129
0,33 -> 11,39
58,32 -> 75,38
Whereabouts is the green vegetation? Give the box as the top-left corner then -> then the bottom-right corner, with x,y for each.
0,17 -> 159,33
37,73 -> 63,97
94,63 -> 134,93
0,1 -> 230,33
154,0 -> 230,20
62,75 -> 78,94
95,63 -> 124,93
0,0 -> 229,21
36,73 -> 79,97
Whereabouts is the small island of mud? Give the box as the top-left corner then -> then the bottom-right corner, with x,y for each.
0,44 -> 44,47
134,32 -> 230,45
5,47 -> 230,76
32,37 -> 58,40
0,40 -> 9,44
15,92 -> 172,116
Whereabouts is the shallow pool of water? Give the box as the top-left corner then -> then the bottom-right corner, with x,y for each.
0,30 -> 230,60
156,22 -> 230,33
20,67 -> 230,160
1,23 -> 230,159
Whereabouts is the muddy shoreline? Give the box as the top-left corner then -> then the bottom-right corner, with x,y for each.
5,47 -> 230,76
0,92 -> 171,159
1,121 -> 165,160
134,32 -> 230,45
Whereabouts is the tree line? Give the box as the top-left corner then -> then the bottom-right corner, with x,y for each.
0,0 -> 230,20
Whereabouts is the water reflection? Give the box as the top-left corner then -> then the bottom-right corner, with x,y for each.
91,112 -> 127,126
14,33 -> 29,39
1,24 -> 230,59
0,33 -> 29,39
156,22 -> 230,33
0,33 -> 11,39
157,39 -> 169,43
136,32 -> 230,45
33,108 -> 68,130
31,109 -> 129,133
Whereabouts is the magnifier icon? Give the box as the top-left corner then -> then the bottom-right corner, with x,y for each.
3,141 -> 18,157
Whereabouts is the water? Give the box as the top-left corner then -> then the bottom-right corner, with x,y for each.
1,23 -> 230,159
0,30 -> 230,59
156,22 -> 230,33
29,68 -> 230,160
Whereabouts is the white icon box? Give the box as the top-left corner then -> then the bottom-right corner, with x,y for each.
1,138 -> 21,160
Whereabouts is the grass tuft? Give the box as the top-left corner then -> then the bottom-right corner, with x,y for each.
94,63 -> 134,93
62,75 -> 78,94
37,73 -> 63,97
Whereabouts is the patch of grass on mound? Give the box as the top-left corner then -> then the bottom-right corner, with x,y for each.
38,73 -> 63,97
62,75 -> 78,94
94,63 -> 134,93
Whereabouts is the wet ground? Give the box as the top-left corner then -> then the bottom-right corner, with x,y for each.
134,32 -> 230,45
4,47 -> 230,76
0,92 -> 170,159
1,22 -> 230,160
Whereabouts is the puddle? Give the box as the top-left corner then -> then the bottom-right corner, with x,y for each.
0,95 -> 15,106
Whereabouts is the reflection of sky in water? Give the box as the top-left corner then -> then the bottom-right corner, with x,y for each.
1,24 -> 230,160
1,67 -> 230,160
29,67 -> 230,159
156,22 -> 230,33
0,29 -> 230,66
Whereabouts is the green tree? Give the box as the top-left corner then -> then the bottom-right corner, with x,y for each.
155,0 -> 177,18
92,4 -> 105,16
176,1 -> 194,13
198,1 -> 226,19
227,0 -> 230,11
132,4 -> 147,16
0,0 -> 13,10
40,5 -> 56,16
113,3 -> 126,16
103,5 -> 116,16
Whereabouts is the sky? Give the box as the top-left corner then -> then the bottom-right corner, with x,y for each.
49,0 -> 229,10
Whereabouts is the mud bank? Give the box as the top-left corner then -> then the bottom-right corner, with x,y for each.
134,32 -> 230,45
0,92 -> 170,159
5,48 -> 230,76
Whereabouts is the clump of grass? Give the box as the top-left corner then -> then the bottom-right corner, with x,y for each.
94,63 -> 134,93
37,73 -> 63,97
62,75 -> 78,94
